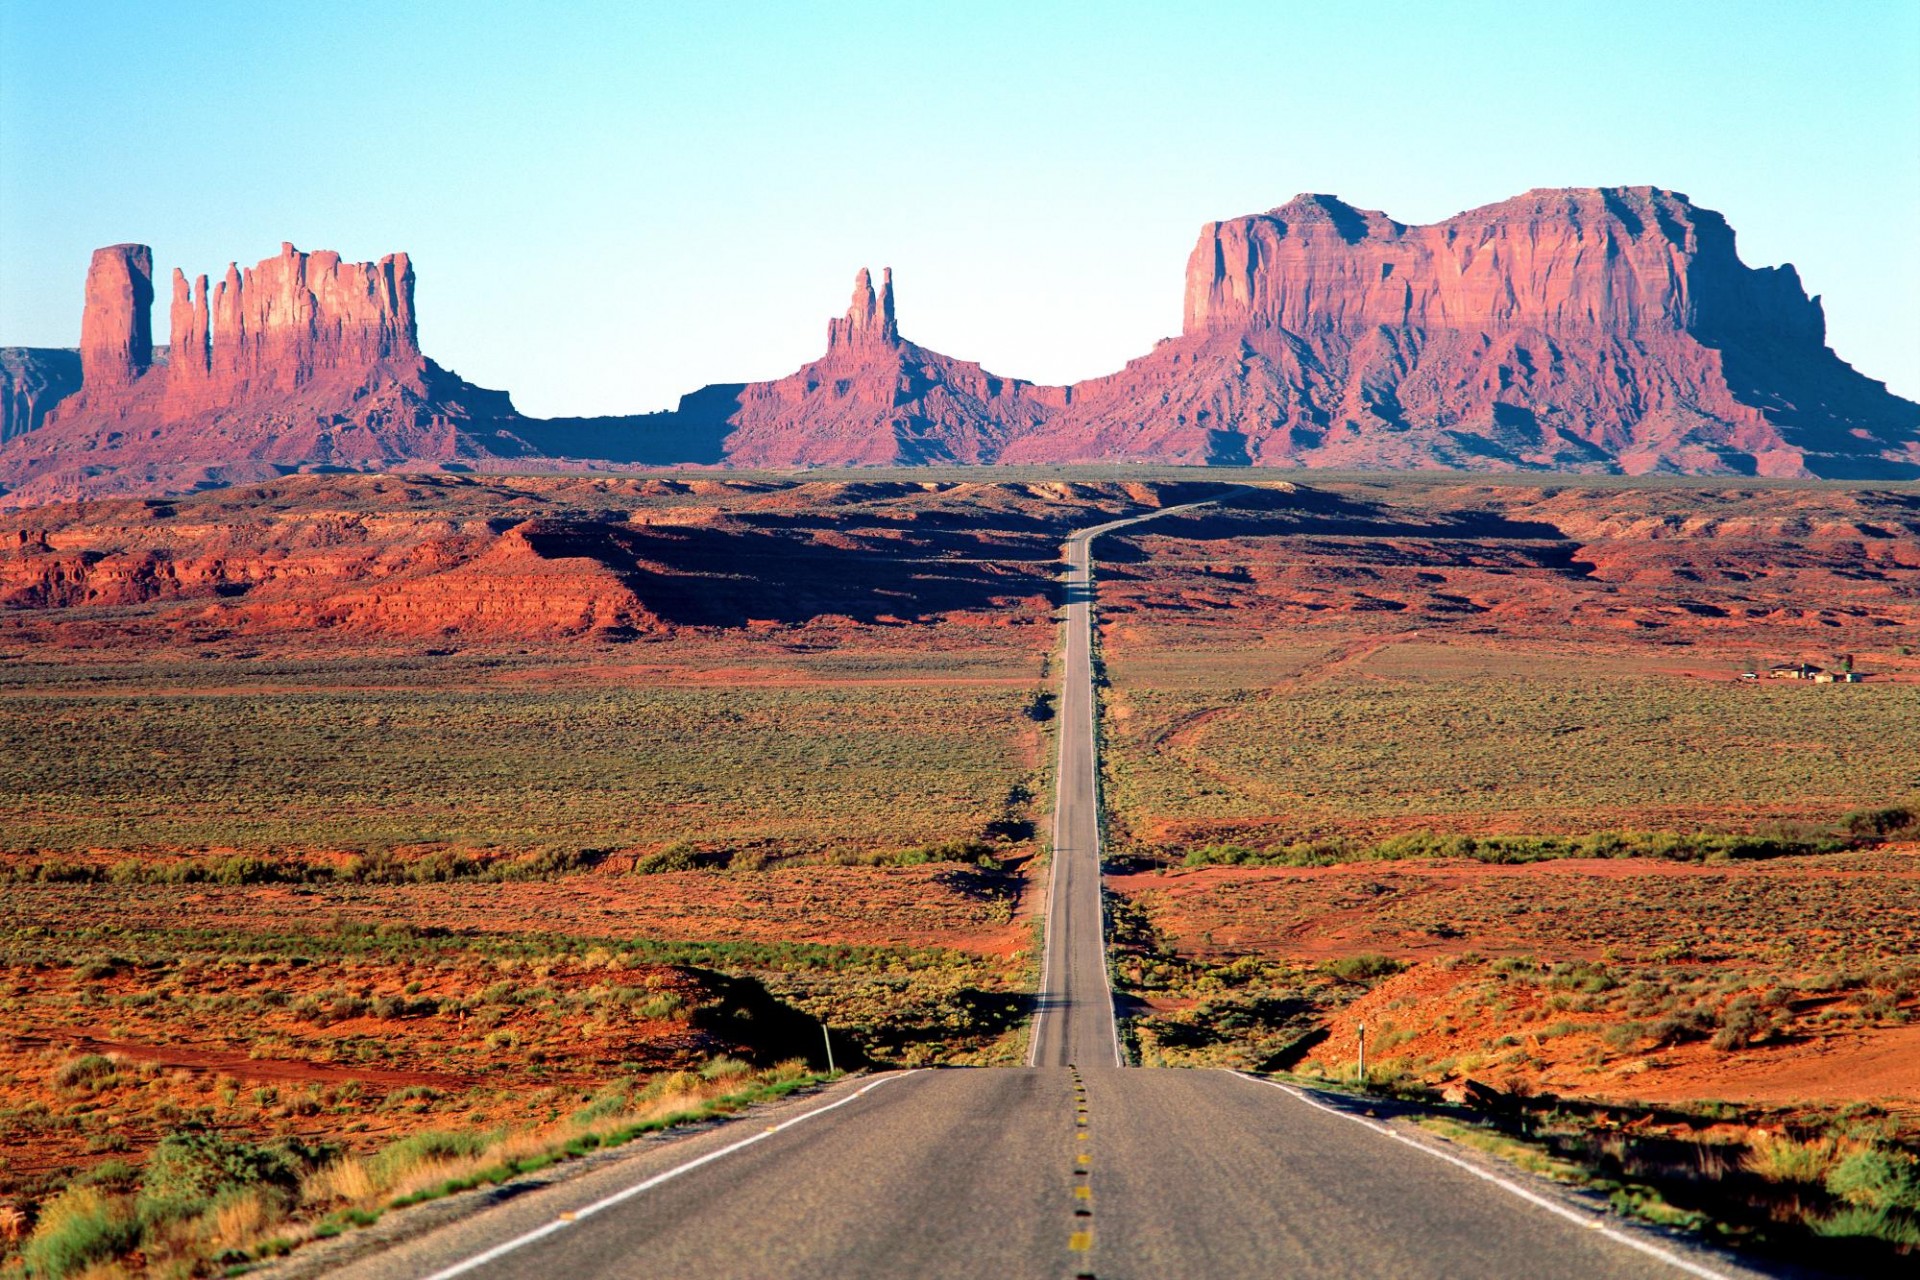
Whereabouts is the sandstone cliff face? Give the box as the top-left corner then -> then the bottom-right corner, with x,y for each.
79,245 -> 153,390
204,242 -> 417,393
168,269 -> 210,384
0,348 -> 82,443
713,268 -> 1066,466
0,242 -> 521,505
1004,188 -> 1917,477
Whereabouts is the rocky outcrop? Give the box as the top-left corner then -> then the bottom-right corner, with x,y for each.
1005,188 -> 1918,476
79,245 -> 153,390
0,348 -> 82,442
205,242 -> 417,392
704,267 -> 1066,466
0,242 -> 526,505
827,267 -> 898,348
168,269 -> 210,384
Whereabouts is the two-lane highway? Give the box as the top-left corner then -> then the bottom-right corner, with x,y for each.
1030,501 -> 1210,1069
313,499 -> 1759,1280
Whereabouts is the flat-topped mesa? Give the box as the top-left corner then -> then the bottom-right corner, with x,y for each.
79,245 -> 154,388
1182,186 -> 1823,342
826,267 -> 899,350
209,242 -> 418,389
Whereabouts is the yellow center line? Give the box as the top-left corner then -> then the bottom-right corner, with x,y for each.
1069,1230 -> 1093,1252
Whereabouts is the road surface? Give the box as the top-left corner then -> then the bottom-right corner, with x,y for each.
1029,501 -> 1212,1068
318,501 -> 1755,1280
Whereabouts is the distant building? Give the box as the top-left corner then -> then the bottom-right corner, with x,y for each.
1763,661 -> 1866,684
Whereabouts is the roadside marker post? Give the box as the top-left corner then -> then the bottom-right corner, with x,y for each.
823,1024 -> 836,1075
1357,1025 -> 1366,1085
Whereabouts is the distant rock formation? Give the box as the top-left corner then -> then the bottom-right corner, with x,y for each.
1003,188 -> 1918,476
828,266 -> 899,348
79,244 -> 154,390
705,267 -> 1066,466
0,242 -> 527,504
2,187 -> 1914,502
0,348 -> 81,443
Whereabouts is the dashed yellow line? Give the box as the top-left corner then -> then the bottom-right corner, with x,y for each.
1069,1072 -> 1095,1274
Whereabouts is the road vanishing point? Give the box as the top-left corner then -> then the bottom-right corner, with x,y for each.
327,502 -> 1757,1280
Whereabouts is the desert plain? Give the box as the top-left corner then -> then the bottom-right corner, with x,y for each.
0,471 -> 1915,1272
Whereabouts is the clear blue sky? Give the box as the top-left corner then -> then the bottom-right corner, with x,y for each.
3,0 -> 1916,414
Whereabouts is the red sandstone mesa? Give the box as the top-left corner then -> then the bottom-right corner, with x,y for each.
1,187 -> 1914,501
999,188 -> 1917,476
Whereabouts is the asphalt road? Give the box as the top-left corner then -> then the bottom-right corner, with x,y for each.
331,1067 -> 1748,1280
317,503 -> 1760,1280
1030,502 -> 1209,1069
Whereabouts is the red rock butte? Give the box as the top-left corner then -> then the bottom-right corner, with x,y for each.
2,186 -> 1915,503
1006,188 -> 1917,476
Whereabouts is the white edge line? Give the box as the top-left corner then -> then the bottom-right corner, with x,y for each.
1028,541 -> 1071,1067
419,1071 -> 920,1280
1229,1072 -> 1737,1280
1082,529 -> 1124,1068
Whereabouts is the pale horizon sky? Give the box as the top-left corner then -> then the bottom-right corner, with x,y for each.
3,0 -> 1916,415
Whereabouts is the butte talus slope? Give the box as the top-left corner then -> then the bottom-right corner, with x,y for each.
1000,187 -> 1918,477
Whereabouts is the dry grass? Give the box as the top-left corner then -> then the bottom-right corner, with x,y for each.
15,1060 -> 824,1277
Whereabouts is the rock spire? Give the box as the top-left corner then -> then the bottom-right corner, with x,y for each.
79,244 -> 154,389
828,267 -> 898,349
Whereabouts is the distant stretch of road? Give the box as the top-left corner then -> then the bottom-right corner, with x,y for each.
1029,501 -> 1212,1069
322,500 -> 1754,1280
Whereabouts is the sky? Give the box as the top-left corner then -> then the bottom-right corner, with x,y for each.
3,0 -> 1916,415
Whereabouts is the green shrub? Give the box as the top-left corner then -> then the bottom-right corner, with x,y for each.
1812,1204 -> 1920,1248
71,957 -> 121,981
850,839 -> 1003,869
407,849 -> 481,882
51,1053 -> 117,1090
77,1158 -> 141,1193
633,842 -> 705,874
486,845 -> 596,881
366,1130 -> 487,1187
20,1186 -> 140,1279
1321,954 -> 1405,983
1827,1148 -> 1920,1211
1711,996 -> 1770,1051
137,1131 -> 305,1225
1842,805 -> 1916,839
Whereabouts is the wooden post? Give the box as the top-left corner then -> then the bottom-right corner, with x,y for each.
1357,1024 -> 1367,1085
